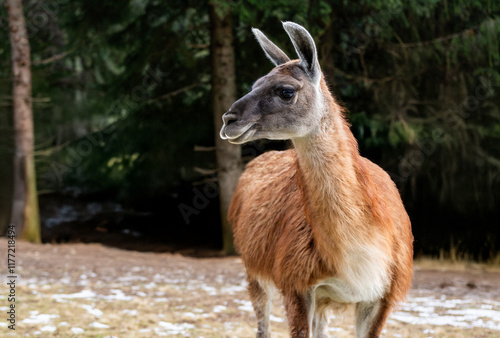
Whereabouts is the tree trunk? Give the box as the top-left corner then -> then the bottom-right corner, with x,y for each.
0,105 -> 13,235
210,4 -> 242,255
6,0 -> 41,242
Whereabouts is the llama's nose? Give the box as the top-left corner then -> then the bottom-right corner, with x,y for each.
222,111 -> 239,126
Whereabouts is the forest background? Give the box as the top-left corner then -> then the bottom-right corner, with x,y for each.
1,0 -> 499,261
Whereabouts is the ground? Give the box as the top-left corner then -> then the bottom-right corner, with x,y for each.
2,238 -> 500,337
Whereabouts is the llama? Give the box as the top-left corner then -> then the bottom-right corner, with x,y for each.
219,22 -> 413,338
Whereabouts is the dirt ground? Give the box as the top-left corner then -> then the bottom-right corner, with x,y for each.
2,238 -> 500,337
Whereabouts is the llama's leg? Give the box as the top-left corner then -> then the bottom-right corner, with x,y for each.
355,298 -> 392,338
312,306 -> 330,338
283,289 -> 315,338
248,278 -> 273,338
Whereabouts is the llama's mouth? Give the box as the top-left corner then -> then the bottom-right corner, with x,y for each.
220,123 -> 257,144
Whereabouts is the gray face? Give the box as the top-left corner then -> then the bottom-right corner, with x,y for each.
220,22 -> 323,145
220,61 -> 320,144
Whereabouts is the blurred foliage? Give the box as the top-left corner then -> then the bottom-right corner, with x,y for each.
0,0 -> 499,257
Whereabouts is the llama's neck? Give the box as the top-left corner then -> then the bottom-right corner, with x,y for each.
292,87 -> 367,264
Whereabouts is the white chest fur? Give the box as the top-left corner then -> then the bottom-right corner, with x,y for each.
316,244 -> 391,304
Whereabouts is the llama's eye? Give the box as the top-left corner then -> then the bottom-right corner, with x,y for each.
279,89 -> 295,100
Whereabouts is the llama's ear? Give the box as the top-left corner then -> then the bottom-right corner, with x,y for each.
252,28 -> 291,66
282,21 -> 320,84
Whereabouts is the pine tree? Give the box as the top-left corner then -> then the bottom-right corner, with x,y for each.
5,0 -> 41,242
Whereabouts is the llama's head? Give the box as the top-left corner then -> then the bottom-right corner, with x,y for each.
220,22 -> 326,144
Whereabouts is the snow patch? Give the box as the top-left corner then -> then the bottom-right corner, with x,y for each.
270,315 -> 285,323
234,299 -> 253,312
89,321 -> 110,329
81,304 -> 103,317
144,282 -> 157,289
391,295 -> 500,330
40,325 -> 57,332
157,321 -> 195,335
213,305 -> 226,313
71,327 -> 85,334
52,289 -> 96,300
22,313 -> 59,324
220,284 -> 247,294
101,289 -> 132,301
122,309 -> 138,316
199,285 -> 217,295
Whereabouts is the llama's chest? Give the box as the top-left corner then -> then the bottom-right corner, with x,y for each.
315,245 -> 391,303
233,151 -> 392,301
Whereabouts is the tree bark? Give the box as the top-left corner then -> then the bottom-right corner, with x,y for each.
6,0 -> 41,242
210,4 -> 242,255
0,107 -> 13,235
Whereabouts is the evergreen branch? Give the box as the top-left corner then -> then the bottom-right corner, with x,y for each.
32,49 -> 75,66
402,25 -> 481,48
187,43 -> 209,49
151,82 -> 208,102
193,167 -> 218,175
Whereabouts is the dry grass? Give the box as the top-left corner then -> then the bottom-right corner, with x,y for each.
3,239 -> 500,337
414,256 -> 500,272
6,280 -> 500,337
